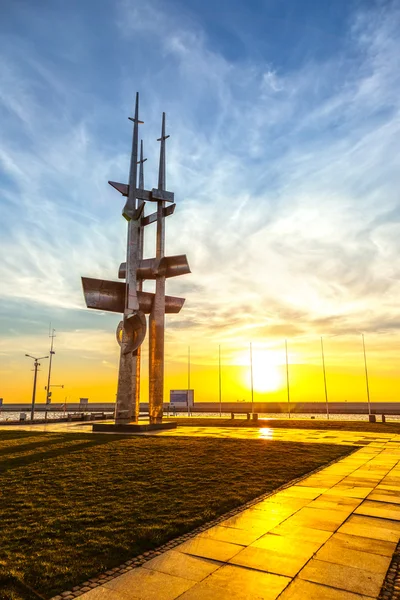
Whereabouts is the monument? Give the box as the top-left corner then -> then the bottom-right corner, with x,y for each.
81,93 -> 190,431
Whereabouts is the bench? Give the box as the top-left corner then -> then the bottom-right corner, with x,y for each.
369,414 -> 386,423
230,412 -> 259,421
90,412 -> 109,420
67,413 -> 107,422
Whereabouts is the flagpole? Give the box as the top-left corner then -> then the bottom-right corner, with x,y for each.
250,342 -> 254,414
320,337 -> 329,419
362,334 -> 371,417
285,340 -> 290,419
218,345 -> 222,417
187,345 -> 191,417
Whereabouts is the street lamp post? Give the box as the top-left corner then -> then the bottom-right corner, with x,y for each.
25,354 -> 49,421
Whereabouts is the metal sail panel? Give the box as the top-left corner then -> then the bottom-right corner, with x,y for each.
118,255 -> 190,280
164,294 -> 185,313
118,258 -> 159,280
136,188 -> 174,203
141,212 -> 157,227
108,181 -> 129,196
82,277 -> 125,313
139,291 -> 185,314
82,277 -> 185,314
163,255 -> 191,278
164,204 -> 176,217
151,188 -> 174,203
142,204 -> 175,227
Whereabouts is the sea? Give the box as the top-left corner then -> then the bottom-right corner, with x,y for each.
1,411 -> 400,423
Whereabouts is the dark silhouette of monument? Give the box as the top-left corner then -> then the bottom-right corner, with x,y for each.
82,93 -> 190,430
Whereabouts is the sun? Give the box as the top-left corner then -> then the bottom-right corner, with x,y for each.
251,353 -> 283,392
236,348 -> 284,393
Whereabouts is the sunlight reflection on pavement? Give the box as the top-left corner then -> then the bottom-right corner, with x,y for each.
1,421 -> 400,447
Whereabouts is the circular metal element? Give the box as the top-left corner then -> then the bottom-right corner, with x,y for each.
116,321 -> 124,346
116,311 -> 147,354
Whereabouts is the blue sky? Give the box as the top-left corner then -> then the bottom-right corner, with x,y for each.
1,0 -> 400,401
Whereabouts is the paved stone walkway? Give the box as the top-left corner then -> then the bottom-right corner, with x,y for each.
66,426 -> 400,600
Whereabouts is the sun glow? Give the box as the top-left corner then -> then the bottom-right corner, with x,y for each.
236,348 -> 284,393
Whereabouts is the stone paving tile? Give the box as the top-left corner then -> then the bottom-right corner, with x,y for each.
103,568 -> 196,599
370,490 -> 400,504
327,486 -> 375,498
296,476 -> 343,488
342,474 -> 381,483
276,486 -> 327,499
240,503 -> 299,520
315,542 -> 392,574
345,479 -> 383,488
197,524 -> 262,546
278,579 -> 374,600
269,523 -> 333,544
250,533 -> 323,557
228,545 -> 308,577
249,497 -> 309,512
355,499 -> 400,521
219,512 -> 284,534
176,581 -> 257,600
75,589 -> 131,600
308,494 -> 362,511
174,536 -> 243,562
299,558 -> 386,597
277,506 -> 349,532
141,550 -> 222,582
178,564 -> 290,600
338,514 -> 400,543
325,532 -> 396,557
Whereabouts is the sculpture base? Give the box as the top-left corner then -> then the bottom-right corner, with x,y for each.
92,421 -> 177,433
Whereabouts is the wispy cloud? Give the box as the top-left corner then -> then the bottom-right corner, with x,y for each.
1,0 -> 400,395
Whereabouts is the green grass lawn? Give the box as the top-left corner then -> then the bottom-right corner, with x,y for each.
170,417 -> 400,433
0,431 -> 354,599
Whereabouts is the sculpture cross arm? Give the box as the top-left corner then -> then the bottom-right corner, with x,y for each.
108,181 -> 129,196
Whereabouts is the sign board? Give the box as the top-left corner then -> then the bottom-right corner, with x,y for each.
79,398 -> 89,411
169,390 -> 194,408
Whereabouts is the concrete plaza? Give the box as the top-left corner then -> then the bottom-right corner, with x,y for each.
3,421 -> 400,599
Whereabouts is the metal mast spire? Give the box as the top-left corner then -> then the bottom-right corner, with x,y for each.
114,93 -> 146,424
157,113 -> 169,189
134,139 -> 147,411
124,92 -> 141,309
138,139 -> 146,189
149,113 -> 169,423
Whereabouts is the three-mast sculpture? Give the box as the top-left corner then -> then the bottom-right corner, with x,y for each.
82,93 -> 190,424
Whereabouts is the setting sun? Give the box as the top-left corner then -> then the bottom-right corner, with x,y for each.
236,348 -> 284,393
